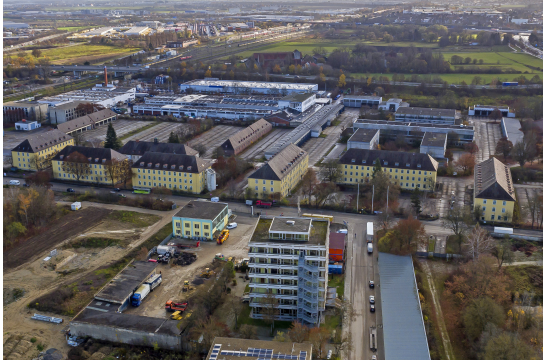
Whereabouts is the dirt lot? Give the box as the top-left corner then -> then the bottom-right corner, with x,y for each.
123,213 -> 256,319
3,206 -> 112,271
187,125 -> 242,158
81,120 -> 156,142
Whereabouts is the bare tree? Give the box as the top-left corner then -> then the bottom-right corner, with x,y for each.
193,143 -> 207,157
442,205 -> 472,252
63,151 -> 91,181
332,330 -> 353,359
239,324 -> 258,339
229,296 -> 244,329
301,169 -> 318,206
492,236 -> 514,270
319,158 -> 342,183
525,190 -> 542,229
465,225 -> 495,261
287,321 -> 309,343
261,291 -> 279,335
104,159 -> 125,186
377,208 -> 394,230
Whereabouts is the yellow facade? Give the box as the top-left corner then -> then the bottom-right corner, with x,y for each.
473,198 -> 514,222
12,139 -> 74,171
248,154 -> 309,199
339,164 -> 437,191
133,167 -> 210,194
53,159 -> 126,185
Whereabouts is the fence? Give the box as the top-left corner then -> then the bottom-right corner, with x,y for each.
415,251 -> 463,260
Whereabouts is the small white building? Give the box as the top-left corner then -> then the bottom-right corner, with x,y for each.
420,132 -> 447,158
468,104 -> 515,118
278,93 -> 316,113
14,120 -> 41,131
206,168 -> 217,191
378,98 -> 409,112
343,95 -> 382,108
347,128 -> 380,150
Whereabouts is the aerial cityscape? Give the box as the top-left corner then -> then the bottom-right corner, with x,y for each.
2,0 -> 543,359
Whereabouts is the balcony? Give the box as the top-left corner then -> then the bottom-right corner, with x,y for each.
297,311 -> 318,325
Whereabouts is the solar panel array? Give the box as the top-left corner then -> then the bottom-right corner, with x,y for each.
210,345 -> 307,360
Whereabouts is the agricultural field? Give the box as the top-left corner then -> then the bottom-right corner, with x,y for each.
350,72 -> 542,84
438,50 -> 543,73
7,44 -> 141,65
57,26 -> 93,31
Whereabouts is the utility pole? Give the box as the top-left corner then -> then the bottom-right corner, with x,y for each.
371,185 -> 374,213
386,186 -> 389,211
356,183 -> 359,213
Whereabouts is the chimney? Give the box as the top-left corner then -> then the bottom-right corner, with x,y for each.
104,66 -> 108,86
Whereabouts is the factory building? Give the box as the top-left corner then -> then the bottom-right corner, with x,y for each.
278,93 -> 316,113
179,79 -> 318,95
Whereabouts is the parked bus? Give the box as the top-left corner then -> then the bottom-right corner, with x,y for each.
133,189 -> 151,194
370,326 -> 377,351
302,213 -> 334,222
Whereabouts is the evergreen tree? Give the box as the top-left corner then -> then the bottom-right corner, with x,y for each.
104,123 -> 121,150
410,188 -> 422,215
168,131 -> 180,143
372,158 -> 382,178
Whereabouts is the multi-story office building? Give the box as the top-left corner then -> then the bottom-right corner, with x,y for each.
132,152 -> 213,193
52,146 -> 128,185
3,101 -> 49,122
248,216 -> 329,326
338,149 -> 439,191
474,158 -> 516,223
12,129 -> 74,171
248,144 -> 308,199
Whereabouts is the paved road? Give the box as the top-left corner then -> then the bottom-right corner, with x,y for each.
4,32 -> 73,52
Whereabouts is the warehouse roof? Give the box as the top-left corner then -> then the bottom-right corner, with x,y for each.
132,152 -> 210,173
94,260 -> 157,304
174,200 -> 228,220
11,129 -> 73,153
474,158 -> 516,202
73,308 -> 181,336
396,107 -> 456,118
120,141 -> 199,157
420,132 -> 447,147
280,92 -> 315,103
348,128 -> 379,143
249,144 -> 307,181
52,146 -> 127,162
181,79 -> 317,91
206,337 -> 312,360
339,149 -> 439,172
379,253 -> 431,360
222,119 -> 271,149
500,118 -> 523,145
343,95 -> 382,101
57,109 -> 117,134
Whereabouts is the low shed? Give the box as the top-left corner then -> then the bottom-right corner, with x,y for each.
329,232 -> 346,262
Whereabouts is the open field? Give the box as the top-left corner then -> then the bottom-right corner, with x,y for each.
350,72 -> 542,84
3,206 -> 112,270
57,26 -> 92,31
6,44 -> 141,65
438,51 -> 542,73
187,125 -> 242,158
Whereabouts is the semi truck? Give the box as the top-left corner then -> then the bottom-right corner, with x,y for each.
131,284 -> 151,307
145,273 -> 162,291
256,200 -> 272,208
366,222 -> 374,243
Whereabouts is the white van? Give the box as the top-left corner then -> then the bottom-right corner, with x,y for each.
367,243 -> 373,254
9,180 -> 20,185
211,197 -> 219,202
337,229 -> 348,234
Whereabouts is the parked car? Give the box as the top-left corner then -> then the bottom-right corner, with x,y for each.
369,295 -> 375,304
67,188 -> 75,193
327,350 -> 333,359
9,180 -> 20,185
113,188 -> 121,192
369,280 -> 374,288
370,304 -> 375,312
226,223 -> 238,229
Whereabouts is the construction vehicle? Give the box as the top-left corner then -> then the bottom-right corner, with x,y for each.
165,300 -> 188,312
182,280 -> 195,292
217,229 -> 229,245
200,268 -> 215,278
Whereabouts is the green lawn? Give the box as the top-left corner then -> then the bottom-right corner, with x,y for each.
438,51 -> 543,73
57,26 -> 92,32
328,274 -> 345,298
350,72 -> 542,84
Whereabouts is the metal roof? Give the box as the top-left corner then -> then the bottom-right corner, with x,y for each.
379,253 -> 431,360
500,118 -> 523,145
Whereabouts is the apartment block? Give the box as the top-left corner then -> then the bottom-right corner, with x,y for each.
12,129 -> 74,171
248,217 -> 329,326
474,158 -> 516,223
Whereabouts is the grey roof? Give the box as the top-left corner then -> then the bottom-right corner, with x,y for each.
50,100 -> 88,111
94,260 -> 157,304
11,129 -> 73,153
339,149 -> 439,172
270,217 -> 311,233
132,152 -> 210,173
280,92 -> 315,102
119,141 -> 198,157
420,132 -> 447,147
348,128 -> 379,143
500,118 -> 523,145
396,107 -> 456,118
57,109 -> 117,134
52,146 -> 127,162
378,253 -> 431,360
249,144 -> 307,181
206,337 -> 312,360
343,95 -> 382,101
250,218 -> 328,245
474,158 -> 516,202
386,98 -> 403,103
73,308 -> 181,336
174,200 -> 228,220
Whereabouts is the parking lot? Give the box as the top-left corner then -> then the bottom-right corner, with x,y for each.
436,176 -> 474,217
121,122 -> 190,144
240,128 -> 292,161
515,185 -> 543,223
81,120 -> 155,142
187,125 -> 242,158
302,108 -> 357,166
3,126 -> 53,155
122,213 -> 256,319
